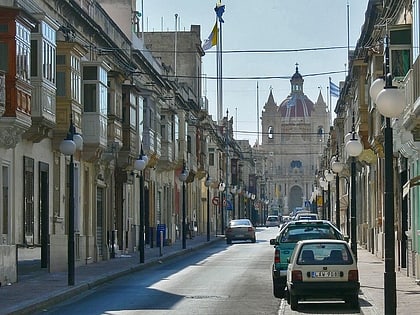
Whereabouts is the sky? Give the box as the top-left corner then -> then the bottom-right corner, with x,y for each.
139,0 -> 369,145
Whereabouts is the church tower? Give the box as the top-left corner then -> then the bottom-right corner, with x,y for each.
260,65 -> 329,215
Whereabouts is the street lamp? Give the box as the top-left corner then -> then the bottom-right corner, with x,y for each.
325,169 -> 334,221
319,177 -> 328,219
218,181 -> 225,234
179,161 -> 189,249
331,154 -> 344,229
60,118 -> 83,286
345,127 -> 363,259
231,185 -> 237,219
134,146 -> 148,263
369,34 -> 405,315
205,174 -> 212,242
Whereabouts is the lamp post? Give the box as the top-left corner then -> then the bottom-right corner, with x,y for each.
345,126 -> 363,259
205,174 -> 212,242
319,178 -> 328,219
231,186 -> 237,219
251,194 -> 256,224
60,118 -> 83,286
325,170 -> 334,221
218,181 -> 225,234
134,147 -> 148,263
331,155 -> 344,229
369,34 -> 405,315
179,161 -> 189,249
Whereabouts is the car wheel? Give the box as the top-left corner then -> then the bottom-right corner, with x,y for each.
226,239 -> 232,244
251,238 -> 256,243
346,294 -> 359,309
273,281 -> 285,298
290,294 -> 298,311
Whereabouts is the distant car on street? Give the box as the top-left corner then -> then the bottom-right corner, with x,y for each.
286,239 -> 360,310
265,215 -> 281,227
225,219 -> 256,244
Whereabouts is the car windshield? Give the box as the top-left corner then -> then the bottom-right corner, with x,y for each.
267,217 -> 278,221
297,243 -> 353,265
230,220 -> 251,226
280,225 -> 341,243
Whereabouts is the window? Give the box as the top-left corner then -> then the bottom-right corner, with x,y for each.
84,84 -> 97,112
30,40 -> 38,76
83,66 -> 97,80
209,152 -> 215,166
160,115 -> 167,140
71,55 -> 81,102
187,135 -> 192,153
24,157 -> 34,242
56,72 -> 65,96
15,21 -> 31,82
83,64 -> 108,114
268,126 -> 274,139
0,42 -> 8,71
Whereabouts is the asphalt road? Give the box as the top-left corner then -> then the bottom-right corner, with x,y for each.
34,227 -> 362,315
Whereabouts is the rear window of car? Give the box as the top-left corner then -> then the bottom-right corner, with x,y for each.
296,243 -> 353,265
267,217 -> 278,222
230,220 -> 251,226
280,224 -> 342,243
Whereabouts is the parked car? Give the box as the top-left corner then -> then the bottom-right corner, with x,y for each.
225,219 -> 256,244
269,220 -> 345,298
286,239 -> 360,310
265,215 -> 280,227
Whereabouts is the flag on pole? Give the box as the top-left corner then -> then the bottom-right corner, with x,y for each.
329,78 -> 340,97
202,22 -> 218,51
214,3 -> 225,23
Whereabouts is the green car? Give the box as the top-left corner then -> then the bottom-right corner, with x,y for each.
269,220 -> 346,298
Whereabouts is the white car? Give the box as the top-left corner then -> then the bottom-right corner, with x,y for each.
265,215 -> 280,227
286,239 -> 360,311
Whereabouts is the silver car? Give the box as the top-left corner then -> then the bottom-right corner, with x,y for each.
225,219 -> 256,244
265,215 -> 280,227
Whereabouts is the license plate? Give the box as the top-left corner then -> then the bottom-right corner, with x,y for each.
311,271 -> 338,278
236,234 -> 244,238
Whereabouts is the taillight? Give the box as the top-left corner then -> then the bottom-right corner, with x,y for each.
348,270 -> 359,282
292,270 -> 302,282
248,227 -> 254,232
226,228 -> 232,233
274,249 -> 280,263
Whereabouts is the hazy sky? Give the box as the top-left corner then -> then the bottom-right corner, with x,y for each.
140,0 -> 368,144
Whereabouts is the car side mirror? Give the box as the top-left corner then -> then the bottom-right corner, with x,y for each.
269,238 -> 278,246
344,235 -> 350,242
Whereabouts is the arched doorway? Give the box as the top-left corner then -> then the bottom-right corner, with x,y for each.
289,185 -> 303,212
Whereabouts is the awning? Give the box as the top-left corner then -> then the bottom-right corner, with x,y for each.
403,175 -> 420,198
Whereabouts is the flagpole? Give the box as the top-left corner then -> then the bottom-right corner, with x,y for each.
216,17 -> 221,123
256,81 -> 259,147
174,14 -> 178,77
347,0 -> 350,77
218,18 -> 223,123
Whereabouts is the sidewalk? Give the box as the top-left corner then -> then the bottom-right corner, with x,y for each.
1,235 -> 223,315
358,247 -> 420,315
2,239 -> 420,315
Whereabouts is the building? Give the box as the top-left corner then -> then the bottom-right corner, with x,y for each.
258,65 -> 330,218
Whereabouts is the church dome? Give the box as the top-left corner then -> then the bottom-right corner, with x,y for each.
278,65 -> 314,118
